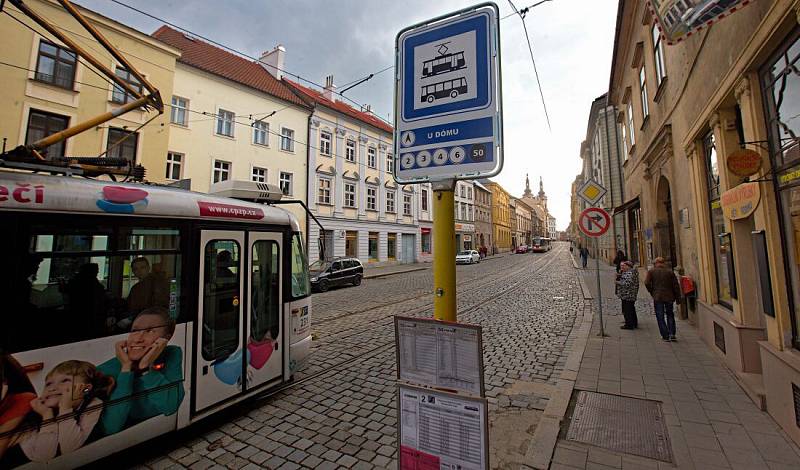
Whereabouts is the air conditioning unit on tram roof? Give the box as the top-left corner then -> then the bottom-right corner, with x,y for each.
209,179 -> 283,203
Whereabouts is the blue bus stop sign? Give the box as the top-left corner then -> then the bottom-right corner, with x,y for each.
394,2 -> 503,183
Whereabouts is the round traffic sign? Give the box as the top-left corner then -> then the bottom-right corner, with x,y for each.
579,207 -> 611,237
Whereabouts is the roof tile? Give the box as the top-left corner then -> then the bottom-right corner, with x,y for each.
151,26 -> 308,108
283,79 -> 393,134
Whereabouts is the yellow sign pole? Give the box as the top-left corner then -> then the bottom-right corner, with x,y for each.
433,185 -> 457,322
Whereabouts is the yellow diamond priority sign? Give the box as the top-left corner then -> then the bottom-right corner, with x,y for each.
577,179 -> 607,206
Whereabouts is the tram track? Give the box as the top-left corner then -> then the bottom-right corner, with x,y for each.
311,253 -> 517,326
255,245 -> 566,402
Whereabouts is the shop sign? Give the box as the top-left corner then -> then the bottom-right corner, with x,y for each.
455,223 -> 475,232
463,234 -> 472,242
779,167 -> 800,186
726,149 -> 762,177
720,182 -> 760,220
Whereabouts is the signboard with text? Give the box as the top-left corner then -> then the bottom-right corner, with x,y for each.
394,3 -> 503,183
398,385 -> 489,470
395,316 -> 485,397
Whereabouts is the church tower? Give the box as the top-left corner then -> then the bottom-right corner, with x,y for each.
523,173 -> 533,198
538,177 -> 547,210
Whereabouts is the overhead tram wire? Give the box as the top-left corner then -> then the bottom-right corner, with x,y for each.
507,0 -> 553,131
108,0 -> 393,126
501,0 -> 554,20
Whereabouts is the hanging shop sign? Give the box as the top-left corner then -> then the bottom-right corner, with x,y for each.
720,181 -> 761,220
648,0 -> 753,45
726,149 -> 763,177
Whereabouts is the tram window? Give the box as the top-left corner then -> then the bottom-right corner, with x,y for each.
251,241 -> 279,343
291,233 -> 310,299
7,224 -> 184,353
122,227 -> 179,250
202,240 -> 240,361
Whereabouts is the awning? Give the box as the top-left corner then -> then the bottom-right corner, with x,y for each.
613,197 -> 640,215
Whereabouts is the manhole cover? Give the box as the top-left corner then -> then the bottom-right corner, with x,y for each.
566,391 -> 673,463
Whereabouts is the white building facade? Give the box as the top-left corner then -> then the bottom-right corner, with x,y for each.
455,180 -> 476,251
287,78 -> 420,266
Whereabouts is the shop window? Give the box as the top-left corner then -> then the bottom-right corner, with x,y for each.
763,28 -> 800,347
421,231 -> 431,254
368,232 -> 378,261
704,131 -> 734,308
345,231 -> 357,257
387,233 -> 397,260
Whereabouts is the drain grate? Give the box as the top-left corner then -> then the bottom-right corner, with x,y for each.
566,391 -> 673,463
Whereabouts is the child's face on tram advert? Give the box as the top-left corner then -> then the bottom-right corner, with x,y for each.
41,372 -> 85,408
127,313 -> 171,361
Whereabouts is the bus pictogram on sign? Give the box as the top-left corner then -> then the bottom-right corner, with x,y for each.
579,207 -> 611,238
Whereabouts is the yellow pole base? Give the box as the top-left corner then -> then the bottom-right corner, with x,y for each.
433,187 -> 456,322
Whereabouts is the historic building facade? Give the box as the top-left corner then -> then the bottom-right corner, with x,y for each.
0,0 -> 179,180
454,180 -> 476,252
152,27 -> 311,232
609,0 -> 800,445
480,179 -> 512,253
474,181 -> 493,253
286,77 -> 420,266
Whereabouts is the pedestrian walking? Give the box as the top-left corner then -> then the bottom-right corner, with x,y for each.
579,246 -> 589,269
612,250 -> 628,273
616,261 -> 639,329
644,257 -> 682,341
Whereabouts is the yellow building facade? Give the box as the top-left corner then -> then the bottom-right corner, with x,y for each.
0,0 -> 179,178
481,180 -> 512,253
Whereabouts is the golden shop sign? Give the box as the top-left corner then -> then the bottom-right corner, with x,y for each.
720,182 -> 760,220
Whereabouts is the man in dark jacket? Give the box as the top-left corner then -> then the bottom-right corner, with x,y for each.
644,257 -> 682,341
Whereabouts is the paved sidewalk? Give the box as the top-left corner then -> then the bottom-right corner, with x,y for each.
551,259 -> 800,469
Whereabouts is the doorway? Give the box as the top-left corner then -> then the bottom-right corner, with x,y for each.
656,176 -> 678,268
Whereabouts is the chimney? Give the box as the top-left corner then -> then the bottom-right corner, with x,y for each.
323,75 -> 336,101
259,44 -> 285,80
362,104 -> 372,113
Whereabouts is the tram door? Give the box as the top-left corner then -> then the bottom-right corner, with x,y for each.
195,230 -> 246,412
245,232 -> 283,391
194,231 -> 284,413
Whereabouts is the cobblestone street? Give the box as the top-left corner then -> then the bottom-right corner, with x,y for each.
104,243 -> 586,470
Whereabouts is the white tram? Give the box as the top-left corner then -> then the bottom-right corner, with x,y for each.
0,172 -> 312,468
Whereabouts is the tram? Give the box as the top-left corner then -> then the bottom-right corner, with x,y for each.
531,236 -> 552,253
0,172 -> 312,468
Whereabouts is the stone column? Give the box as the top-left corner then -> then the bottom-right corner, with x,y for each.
334,127 -> 345,215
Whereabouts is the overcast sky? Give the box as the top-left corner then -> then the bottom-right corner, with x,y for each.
77,0 -> 619,230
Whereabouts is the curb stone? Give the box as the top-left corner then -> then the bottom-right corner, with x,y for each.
524,261 -> 595,469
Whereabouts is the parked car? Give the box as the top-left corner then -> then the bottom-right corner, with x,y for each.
310,257 -> 363,292
516,245 -> 529,254
456,250 -> 481,264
